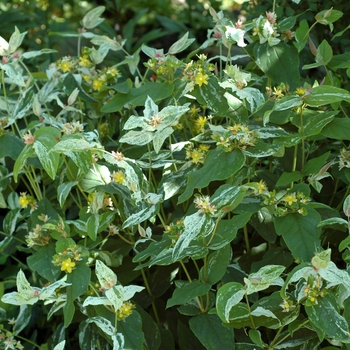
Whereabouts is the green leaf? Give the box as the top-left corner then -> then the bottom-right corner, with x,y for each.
273,95 -> 303,111
136,306 -> 162,350
0,134 -> 24,160
172,212 -> 214,262
245,265 -> 285,294
21,48 -> 57,59
322,118 -> 350,140
302,111 -> 336,137
209,212 -> 252,250
87,317 -> 124,349
80,164 -> 111,193
95,260 -> 117,290
168,32 -> 195,54
57,181 -> 79,207
118,311 -> 144,350
198,78 -> 241,120
200,245 -> 231,285
13,305 -> 32,334
303,39 -> 333,69
249,329 -> 264,347
27,244 -> 61,281
274,207 -> 321,262
81,6 -> 105,29
294,19 -> 309,52
101,82 -> 174,113
3,208 -> 21,235
315,9 -> 343,31
64,263 -> 91,327
255,42 -> 300,91
216,282 -> 246,322
50,138 -> 96,153
304,85 -> 350,107
87,214 -> 99,241
33,135 -> 60,180
13,145 -> 35,182
8,26 -> 26,54
166,280 -> 211,308
178,148 -> 245,203
306,293 -> 350,343
189,314 -> 235,350
276,171 -> 303,187
122,195 -> 161,228
79,322 -> 101,350
0,62 -> 26,86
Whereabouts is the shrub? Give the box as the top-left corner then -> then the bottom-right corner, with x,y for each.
1,2 -> 350,349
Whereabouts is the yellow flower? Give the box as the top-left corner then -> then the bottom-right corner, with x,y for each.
195,72 -> 209,87
111,170 -> 125,184
190,149 -> 204,164
82,74 -> 91,83
194,116 -> 207,133
117,301 -> 134,320
256,180 -> 268,194
295,87 -> 306,96
198,144 -> 210,152
79,55 -> 91,67
61,258 -> 76,273
18,194 -> 30,208
283,193 -> 297,206
92,79 -> 103,91
106,66 -> 119,77
60,61 -> 72,72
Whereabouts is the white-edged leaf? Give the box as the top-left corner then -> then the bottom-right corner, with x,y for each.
95,260 -> 117,290
83,296 -> 112,307
53,340 -> 66,350
123,285 -> 145,301
105,285 -> 124,310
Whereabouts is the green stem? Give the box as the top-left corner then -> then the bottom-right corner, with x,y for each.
140,267 -> 161,325
0,231 -> 26,245
244,293 -> 256,329
270,320 -> 309,348
206,213 -> 222,246
243,225 -> 250,253
299,106 -> 305,174
16,334 -> 40,349
179,260 -> 204,312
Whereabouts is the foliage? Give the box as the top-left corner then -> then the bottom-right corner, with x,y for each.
1,1 -> 350,349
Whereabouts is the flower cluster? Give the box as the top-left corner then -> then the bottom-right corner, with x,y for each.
25,224 -> 51,248
266,82 -> 290,100
302,275 -> 325,305
61,121 -> 84,135
0,118 -> 8,135
52,245 -> 83,274
280,296 -> 296,313
117,301 -> 135,321
0,326 -> 24,349
212,123 -> 258,152
111,170 -> 125,185
262,190 -> 310,216
185,143 -> 210,164
181,55 -> 214,89
252,12 -> 280,46
22,130 -> 36,145
194,195 -> 216,215
18,192 -> 37,212
87,192 -> 114,213
339,148 -> 350,170
164,219 -> 185,241
54,47 -> 119,94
